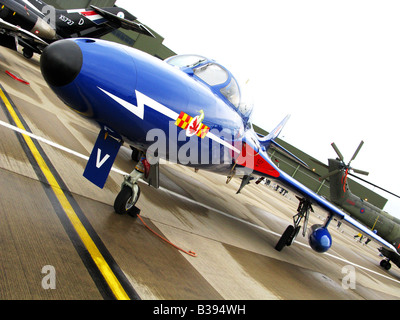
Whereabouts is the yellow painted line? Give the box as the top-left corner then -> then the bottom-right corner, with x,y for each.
0,89 -> 130,300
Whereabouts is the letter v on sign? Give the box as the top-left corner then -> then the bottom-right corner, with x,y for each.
83,129 -> 122,189
96,149 -> 110,168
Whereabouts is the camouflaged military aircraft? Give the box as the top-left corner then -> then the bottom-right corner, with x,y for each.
318,141 -> 400,270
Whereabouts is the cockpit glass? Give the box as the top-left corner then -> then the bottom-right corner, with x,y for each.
194,63 -> 240,108
165,55 -> 207,68
220,78 -> 240,108
194,63 -> 228,86
237,83 -> 254,117
166,55 -> 242,110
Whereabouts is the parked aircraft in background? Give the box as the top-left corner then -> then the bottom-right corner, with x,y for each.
0,0 -> 153,58
316,142 -> 400,270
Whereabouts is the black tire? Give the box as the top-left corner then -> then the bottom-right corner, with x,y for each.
287,225 -> 301,247
130,147 -> 140,162
114,185 -> 141,216
22,48 -> 33,59
380,259 -> 391,271
275,225 -> 295,252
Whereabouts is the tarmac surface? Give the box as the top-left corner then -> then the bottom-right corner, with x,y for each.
0,46 -> 399,300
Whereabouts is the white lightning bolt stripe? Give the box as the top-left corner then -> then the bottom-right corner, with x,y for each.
98,87 -> 240,154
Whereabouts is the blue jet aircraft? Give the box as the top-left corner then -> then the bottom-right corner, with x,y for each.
40,38 -> 400,262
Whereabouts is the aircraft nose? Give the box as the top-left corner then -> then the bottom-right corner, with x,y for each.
40,40 -> 83,87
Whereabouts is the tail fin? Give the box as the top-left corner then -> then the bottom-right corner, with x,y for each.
263,114 -> 291,141
90,6 -> 155,37
257,114 -> 309,169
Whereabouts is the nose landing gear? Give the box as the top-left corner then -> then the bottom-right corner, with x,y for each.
113,154 -> 150,216
114,184 -> 141,217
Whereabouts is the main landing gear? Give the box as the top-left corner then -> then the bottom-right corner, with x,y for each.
113,154 -> 150,217
378,245 -> 400,271
22,48 -> 34,59
275,196 -> 314,251
380,259 -> 392,271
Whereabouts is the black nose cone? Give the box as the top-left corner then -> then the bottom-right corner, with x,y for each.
41,40 -> 83,87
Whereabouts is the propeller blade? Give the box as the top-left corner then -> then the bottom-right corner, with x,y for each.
348,173 -> 400,199
331,142 -> 344,162
351,168 -> 369,176
319,169 -> 341,181
349,140 -> 364,164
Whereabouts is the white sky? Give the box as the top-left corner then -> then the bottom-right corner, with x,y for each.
116,0 -> 400,218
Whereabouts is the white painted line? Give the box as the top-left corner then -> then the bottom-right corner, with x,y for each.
0,120 -> 128,176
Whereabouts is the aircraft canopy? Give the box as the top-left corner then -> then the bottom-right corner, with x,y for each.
166,54 -> 241,109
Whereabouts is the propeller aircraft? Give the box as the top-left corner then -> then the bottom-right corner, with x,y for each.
0,0 -> 154,58
39,37 -> 400,269
318,141 -> 400,270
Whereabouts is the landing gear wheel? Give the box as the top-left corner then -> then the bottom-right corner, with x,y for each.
287,225 -> 301,247
380,259 -> 392,271
130,147 -> 140,162
275,225 -> 295,252
114,185 -> 141,217
22,48 -> 33,59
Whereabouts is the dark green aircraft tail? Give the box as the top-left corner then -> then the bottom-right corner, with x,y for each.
327,158 -> 349,204
319,141 -> 369,204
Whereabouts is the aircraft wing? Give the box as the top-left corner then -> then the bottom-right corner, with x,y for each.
251,116 -> 399,256
90,5 -> 155,38
0,18 -> 49,46
256,142 -> 399,255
